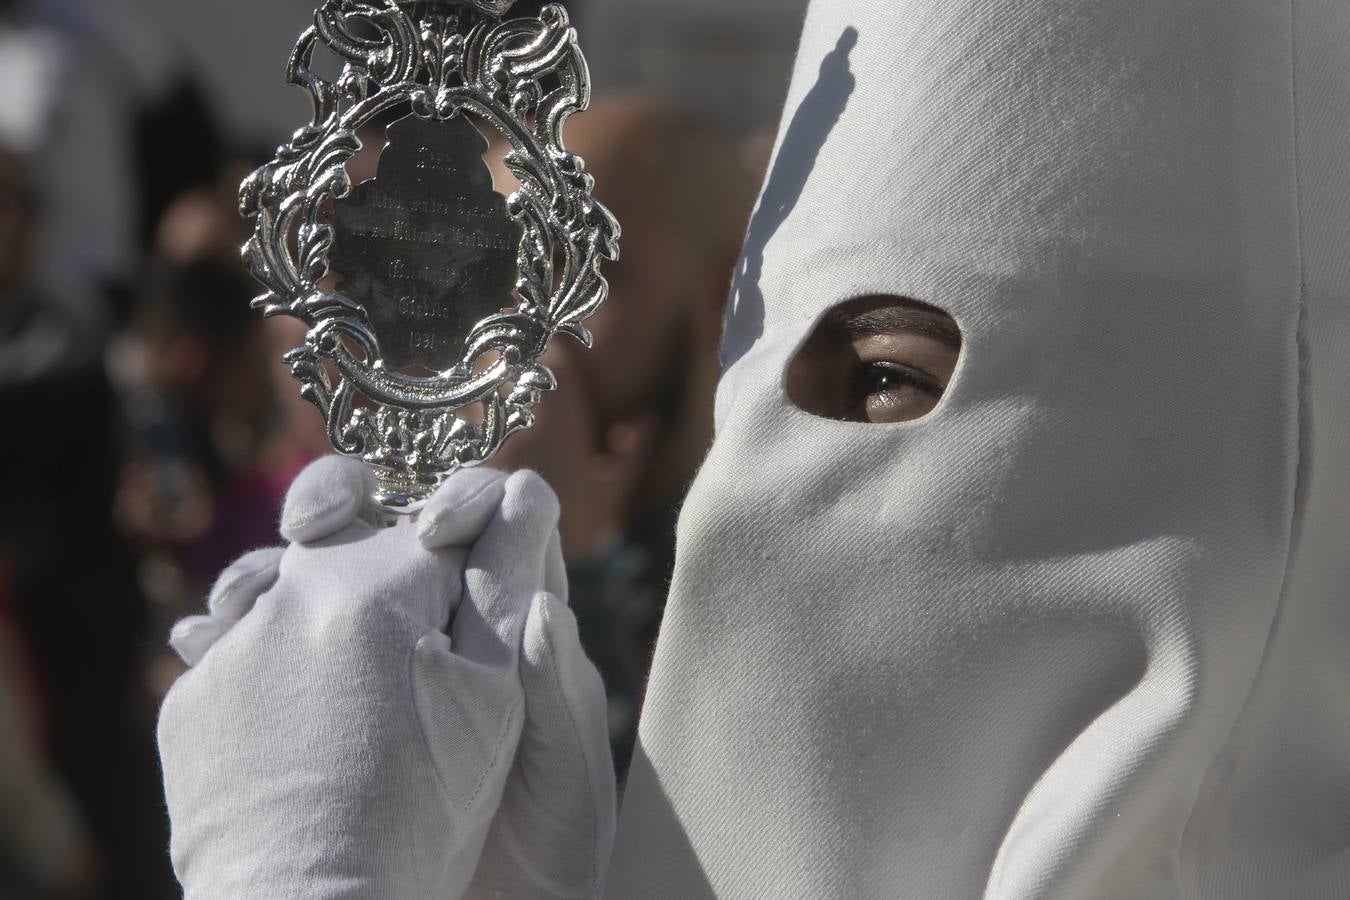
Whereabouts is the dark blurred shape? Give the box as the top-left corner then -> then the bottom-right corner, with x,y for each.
131,80 -> 223,263
118,260 -> 281,601
0,0 -> 212,331
0,587 -> 100,898
153,150 -> 266,269
140,150 -> 329,591
491,93 -> 755,777
0,142 -> 172,899
509,0 -> 573,19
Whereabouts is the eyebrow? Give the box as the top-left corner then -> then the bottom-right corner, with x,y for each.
818,302 -> 963,349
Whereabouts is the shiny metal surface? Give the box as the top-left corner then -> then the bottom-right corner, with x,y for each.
240,0 -> 619,510
329,114 -> 524,373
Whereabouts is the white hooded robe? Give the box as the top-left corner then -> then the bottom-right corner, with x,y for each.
606,0 -> 1350,896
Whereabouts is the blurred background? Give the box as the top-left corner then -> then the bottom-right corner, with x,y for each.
0,0 -> 803,895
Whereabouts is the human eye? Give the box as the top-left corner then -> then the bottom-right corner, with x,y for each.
786,295 -> 961,425
851,360 -> 945,423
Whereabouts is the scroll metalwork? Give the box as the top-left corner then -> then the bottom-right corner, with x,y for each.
239,0 -> 619,508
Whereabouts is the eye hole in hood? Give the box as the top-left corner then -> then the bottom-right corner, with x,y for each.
787,295 -> 962,424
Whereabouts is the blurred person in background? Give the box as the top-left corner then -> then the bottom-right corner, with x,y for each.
116,261 -> 284,616
153,155 -> 261,270
150,147 -> 332,497
0,0 -> 221,326
489,93 -> 754,777
0,142 -> 170,898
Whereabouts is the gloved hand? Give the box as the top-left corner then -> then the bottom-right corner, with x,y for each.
158,455 -> 615,899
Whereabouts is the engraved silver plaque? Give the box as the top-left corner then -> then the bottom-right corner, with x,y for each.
240,0 -> 619,510
329,114 -> 523,372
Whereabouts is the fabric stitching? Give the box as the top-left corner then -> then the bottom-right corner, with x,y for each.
409,628 -> 522,814
538,597 -> 604,894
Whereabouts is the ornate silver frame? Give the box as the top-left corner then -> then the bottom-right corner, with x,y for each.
240,0 -> 618,508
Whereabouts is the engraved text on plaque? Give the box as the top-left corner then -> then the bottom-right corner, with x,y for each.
329,115 -> 522,371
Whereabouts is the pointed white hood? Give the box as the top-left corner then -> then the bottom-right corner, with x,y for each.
607,0 -> 1349,896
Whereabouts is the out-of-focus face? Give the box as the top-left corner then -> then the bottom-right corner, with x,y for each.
0,149 -> 35,301
492,96 -> 751,424
483,97 -> 752,557
577,197 -> 704,420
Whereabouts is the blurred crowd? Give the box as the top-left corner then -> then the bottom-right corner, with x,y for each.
0,0 -> 767,896
0,1 -> 312,895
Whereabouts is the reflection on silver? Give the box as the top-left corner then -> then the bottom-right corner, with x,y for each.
240,1 -> 619,510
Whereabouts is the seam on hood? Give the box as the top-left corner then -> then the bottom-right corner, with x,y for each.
1174,0 -> 1312,881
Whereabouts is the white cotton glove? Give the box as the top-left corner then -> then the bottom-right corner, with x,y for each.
462,587 -> 617,900
158,455 -> 615,900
